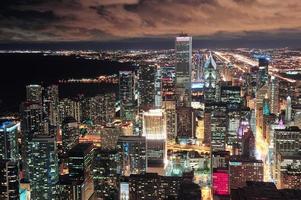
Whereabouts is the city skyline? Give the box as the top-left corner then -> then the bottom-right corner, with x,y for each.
1,2 -> 301,199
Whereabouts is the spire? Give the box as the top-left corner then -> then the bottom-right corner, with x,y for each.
204,52 -> 216,69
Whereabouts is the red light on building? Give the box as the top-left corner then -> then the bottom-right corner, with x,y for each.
213,171 -> 229,196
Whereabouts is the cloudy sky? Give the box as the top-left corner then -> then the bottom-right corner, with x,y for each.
0,0 -> 301,43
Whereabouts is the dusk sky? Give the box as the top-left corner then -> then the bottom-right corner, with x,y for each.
1,0 -> 301,46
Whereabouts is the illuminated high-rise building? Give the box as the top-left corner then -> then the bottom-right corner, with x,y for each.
229,156 -> 263,189
161,66 -> 176,102
129,173 -> 186,200
155,68 -> 162,108
143,109 -> 167,167
28,135 -> 59,200
43,85 -> 59,127
176,107 -> 195,140
59,98 -> 81,123
20,102 -> 44,180
269,76 -> 279,114
175,36 -> 192,107
0,120 -> 20,161
274,126 -> 301,154
68,143 -> 94,200
256,57 -> 269,90
221,85 -> 242,109
285,96 -> 292,123
138,64 -> 156,110
89,93 -> 116,125
117,136 -> 146,176
0,160 -> 19,200
93,149 -> 119,199
204,53 -> 217,102
161,67 -> 177,141
206,102 -> 228,151
119,71 -> 136,122
162,101 -> 177,141
212,151 -> 230,198
26,84 -> 43,104
62,116 -> 79,155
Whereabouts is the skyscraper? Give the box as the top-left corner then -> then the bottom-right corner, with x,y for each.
143,109 -> 167,167
0,120 -> 19,161
88,93 -> 116,125
117,136 -> 147,176
119,71 -> 136,122
68,143 -> 94,200
204,53 -> 217,102
26,84 -> 43,104
93,149 -> 119,199
28,135 -> 59,200
285,96 -> 292,123
269,76 -> 279,114
176,106 -> 196,140
0,160 -> 19,200
175,36 -> 192,107
256,57 -> 269,90
20,102 -> 44,180
138,64 -> 156,110
206,102 -> 228,151
62,116 -> 79,155
59,98 -> 81,123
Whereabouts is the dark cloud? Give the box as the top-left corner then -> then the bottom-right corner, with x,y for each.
0,0 -> 300,42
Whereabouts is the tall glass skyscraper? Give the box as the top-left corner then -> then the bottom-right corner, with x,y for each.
175,36 -> 192,107
119,71 -> 136,121
0,120 -> 20,161
28,135 -> 59,200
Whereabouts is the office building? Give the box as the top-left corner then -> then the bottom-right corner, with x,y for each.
119,71 -> 136,122
26,84 -> 42,104
212,151 -> 230,198
28,135 -> 59,200
204,53 -> 217,102
20,102 -> 44,180
59,98 -> 81,123
138,64 -> 156,110
93,149 -> 119,199
220,85 -> 241,109
162,101 -> 177,141
256,57 -> 269,90
56,175 -> 85,200
143,109 -> 167,167
68,143 -> 94,200
176,106 -> 195,140
0,160 -> 19,200
175,36 -> 192,107
269,76 -> 280,114
275,152 -> 301,189
43,85 -> 59,127
206,102 -> 228,151
89,93 -> 116,125
128,173 -> 198,200
285,96 -> 292,123
0,120 -> 19,161
117,136 -> 146,176
161,66 -> 176,102
274,126 -> 301,154
229,156 -> 264,189
62,116 -> 79,155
